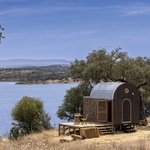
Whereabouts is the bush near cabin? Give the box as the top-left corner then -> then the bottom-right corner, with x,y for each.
9,96 -> 51,139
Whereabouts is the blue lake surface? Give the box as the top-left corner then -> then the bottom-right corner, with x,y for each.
0,82 -> 77,136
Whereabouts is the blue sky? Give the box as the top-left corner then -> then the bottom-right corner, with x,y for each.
0,0 -> 150,61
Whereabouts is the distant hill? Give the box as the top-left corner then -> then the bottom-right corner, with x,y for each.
0,59 -> 72,68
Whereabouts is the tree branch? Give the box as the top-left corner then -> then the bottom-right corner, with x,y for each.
107,73 -> 127,83
136,81 -> 148,90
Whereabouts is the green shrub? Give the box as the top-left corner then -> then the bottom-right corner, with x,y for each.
139,119 -> 147,126
144,96 -> 150,111
57,83 -> 91,121
9,96 -> 51,139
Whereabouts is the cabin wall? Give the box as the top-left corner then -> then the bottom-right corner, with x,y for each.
113,83 -> 140,125
83,83 -> 140,125
83,97 -> 109,123
83,97 -> 97,122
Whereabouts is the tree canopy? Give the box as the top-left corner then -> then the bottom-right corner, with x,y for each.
57,48 -> 150,121
69,48 -> 150,98
57,83 -> 91,121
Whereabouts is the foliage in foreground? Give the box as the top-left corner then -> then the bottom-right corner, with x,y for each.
9,96 -> 51,139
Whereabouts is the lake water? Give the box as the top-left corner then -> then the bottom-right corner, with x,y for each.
0,82 -> 77,136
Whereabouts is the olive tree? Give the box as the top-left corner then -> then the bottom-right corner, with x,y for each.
58,48 -> 150,121
9,96 -> 51,139
69,48 -> 150,96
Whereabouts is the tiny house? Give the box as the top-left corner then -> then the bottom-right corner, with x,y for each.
83,82 -> 141,126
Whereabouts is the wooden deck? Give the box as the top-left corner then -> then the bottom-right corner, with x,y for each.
58,122 -> 114,136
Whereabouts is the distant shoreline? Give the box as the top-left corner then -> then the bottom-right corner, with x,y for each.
0,79 -> 80,85
15,79 -> 80,85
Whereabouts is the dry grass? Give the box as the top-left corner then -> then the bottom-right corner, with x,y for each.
1,118 -> 150,150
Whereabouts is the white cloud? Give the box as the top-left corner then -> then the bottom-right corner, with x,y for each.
1,2 -> 150,17
7,29 -> 99,40
0,5 -> 103,17
120,3 -> 150,16
0,9 -> 22,16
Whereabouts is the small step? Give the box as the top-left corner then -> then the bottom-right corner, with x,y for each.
122,124 -> 136,133
98,125 -> 114,135
123,129 -> 136,133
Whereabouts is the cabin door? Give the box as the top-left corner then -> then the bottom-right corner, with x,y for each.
97,100 -> 108,123
122,99 -> 131,123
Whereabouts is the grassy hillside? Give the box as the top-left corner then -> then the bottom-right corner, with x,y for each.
1,118 -> 150,150
0,65 -> 77,84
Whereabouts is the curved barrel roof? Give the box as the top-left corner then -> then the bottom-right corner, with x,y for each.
90,82 -> 124,100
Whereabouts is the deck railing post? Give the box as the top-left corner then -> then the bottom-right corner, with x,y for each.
58,124 -> 60,136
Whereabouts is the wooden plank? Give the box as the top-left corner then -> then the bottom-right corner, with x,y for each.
60,138 -> 73,143
71,134 -> 84,140
58,124 -> 60,136
80,127 -> 99,139
63,126 -> 65,135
